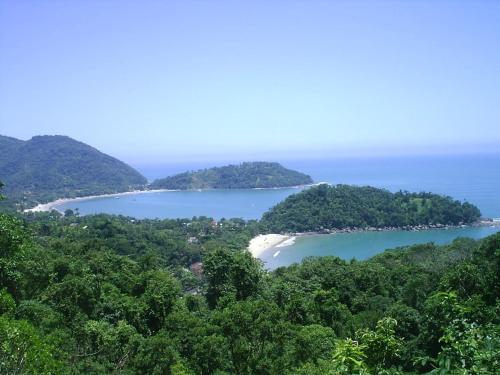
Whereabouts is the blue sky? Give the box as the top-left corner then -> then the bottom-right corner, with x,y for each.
1,0 -> 499,163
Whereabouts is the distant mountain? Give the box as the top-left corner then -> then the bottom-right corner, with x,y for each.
0,135 -> 147,205
261,184 -> 482,233
150,162 -> 313,190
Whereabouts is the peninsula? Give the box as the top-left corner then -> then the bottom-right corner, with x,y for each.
260,184 -> 482,233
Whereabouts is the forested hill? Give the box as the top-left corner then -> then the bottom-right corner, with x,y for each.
261,184 -> 481,233
150,161 -> 313,189
0,135 -> 147,205
0,207 -> 498,374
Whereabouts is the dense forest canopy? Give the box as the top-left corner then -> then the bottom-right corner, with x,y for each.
0,135 -> 147,206
150,162 -> 313,190
0,206 -> 498,374
261,184 -> 482,233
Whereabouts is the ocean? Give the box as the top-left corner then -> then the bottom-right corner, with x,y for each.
56,153 -> 500,266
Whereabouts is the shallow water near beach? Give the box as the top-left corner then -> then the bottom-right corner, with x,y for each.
259,226 -> 500,270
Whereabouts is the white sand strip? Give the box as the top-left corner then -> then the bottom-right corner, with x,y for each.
23,189 -> 175,213
248,234 -> 290,258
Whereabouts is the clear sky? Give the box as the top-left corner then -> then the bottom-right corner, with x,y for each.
0,0 -> 499,163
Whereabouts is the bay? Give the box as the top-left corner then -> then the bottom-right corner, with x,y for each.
260,225 -> 500,270
55,187 -> 300,220
55,153 -> 500,267
57,153 -> 500,220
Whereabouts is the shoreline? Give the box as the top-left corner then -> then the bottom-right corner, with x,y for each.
22,183 -> 314,214
285,220 -> 500,237
23,189 -> 176,213
247,234 -> 291,258
248,220 -> 500,259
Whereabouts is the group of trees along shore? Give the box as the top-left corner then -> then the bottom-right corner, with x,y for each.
0,180 -> 498,374
261,184 -> 481,233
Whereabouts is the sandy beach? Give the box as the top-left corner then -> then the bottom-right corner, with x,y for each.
247,234 -> 290,258
23,189 -> 175,213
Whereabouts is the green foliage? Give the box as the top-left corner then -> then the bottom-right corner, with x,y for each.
150,161 -> 313,189
330,338 -> 370,374
261,184 -> 481,232
0,289 -> 15,316
0,316 -> 65,374
419,292 -> 500,374
0,214 -> 28,297
357,317 -> 403,371
212,299 -> 295,375
140,270 -> 180,333
432,320 -> 499,375
0,135 -> 147,206
0,209 -> 497,374
294,324 -> 336,364
204,247 -> 263,308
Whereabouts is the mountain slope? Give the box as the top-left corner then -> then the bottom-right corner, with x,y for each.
0,135 -> 147,204
150,161 -> 313,190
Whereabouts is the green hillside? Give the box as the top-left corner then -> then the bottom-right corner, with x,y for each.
0,135 -> 147,205
261,184 -> 481,232
151,161 -> 313,190
0,207 -> 497,374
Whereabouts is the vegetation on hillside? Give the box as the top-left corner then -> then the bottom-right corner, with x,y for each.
261,184 -> 481,233
150,162 -> 313,190
0,199 -> 498,373
0,135 -> 147,208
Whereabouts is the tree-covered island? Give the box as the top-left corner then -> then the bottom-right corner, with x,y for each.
150,162 -> 313,190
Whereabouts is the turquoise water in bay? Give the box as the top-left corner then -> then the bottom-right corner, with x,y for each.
56,153 -> 500,266
260,226 -> 500,270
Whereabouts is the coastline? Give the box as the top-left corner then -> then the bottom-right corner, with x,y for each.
247,234 -> 291,258
22,183 -> 314,214
23,189 -> 176,213
248,220 -> 500,259
284,220 -> 500,237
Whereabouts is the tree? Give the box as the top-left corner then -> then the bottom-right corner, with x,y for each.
0,214 -> 27,297
0,316 -> 65,374
203,248 -> 263,308
139,270 -> 180,333
330,338 -> 369,375
294,324 -> 336,365
357,317 -> 403,372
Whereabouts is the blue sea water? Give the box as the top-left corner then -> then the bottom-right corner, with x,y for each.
260,226 -> 500,270
57,188 -> 299,221
56,153 -> 500,266
58,153 -> 500,219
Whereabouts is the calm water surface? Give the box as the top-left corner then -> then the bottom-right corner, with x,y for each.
56,188 -> 299,220
56,154 -> 500,267
260,226 -> 500,270
58,154 -> 500,219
